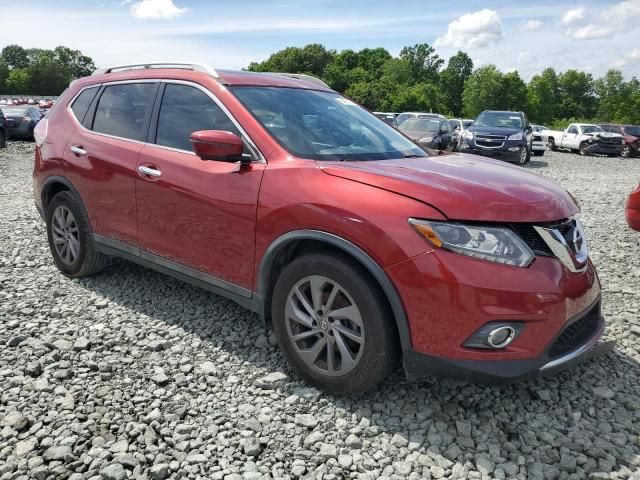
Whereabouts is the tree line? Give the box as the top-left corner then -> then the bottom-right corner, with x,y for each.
0,44 -> 95,96
1,42 -> 639,127
248,43 -> 640,127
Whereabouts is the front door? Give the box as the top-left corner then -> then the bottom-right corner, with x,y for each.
135,82 -> 265,291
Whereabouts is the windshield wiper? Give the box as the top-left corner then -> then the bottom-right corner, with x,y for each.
403,154 -> 424,158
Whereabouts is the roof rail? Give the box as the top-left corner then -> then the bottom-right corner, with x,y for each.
92,62 -> 219,78
268,72 -> 330,89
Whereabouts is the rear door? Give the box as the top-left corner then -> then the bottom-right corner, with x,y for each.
64,81 -> 159,247
135,81 -> 265,291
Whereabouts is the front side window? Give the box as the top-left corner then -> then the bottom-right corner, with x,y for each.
231,86 -> 426,161
568,126 -> 578,134
156,83 -> 239,151
70,86 -> 99,124
581,126 -> 603,134
92,83 -> 157,142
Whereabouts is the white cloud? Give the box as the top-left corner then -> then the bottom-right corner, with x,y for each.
434,9 -> 504,48
561,8 -> 585,26
522,19 -> 543,30
563,0 -> 640,40
517,51 -> 538,65
613,47 -> 640,67
130,0 -> 187,19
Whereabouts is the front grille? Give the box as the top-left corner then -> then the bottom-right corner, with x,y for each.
597,136 -> 622,145
548,303 -> 601,358
475,134 -> 507,148
533,134 -> 542,141
509,223 -> 553,256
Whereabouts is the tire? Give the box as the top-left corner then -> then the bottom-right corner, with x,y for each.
579,142 -> 589,156
271,252 -> 400,395
0,130 -> 6,148
533,150 -> 544,157
516,145 -> 531,165
547,138 -> 556,151
622,145 -> 631,158
46,191 -> 108,278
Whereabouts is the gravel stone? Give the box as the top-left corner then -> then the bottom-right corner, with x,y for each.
1,143 -> 640,479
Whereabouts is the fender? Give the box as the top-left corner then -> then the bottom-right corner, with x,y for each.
39,175 -> 91,225
257,229 -> 413,352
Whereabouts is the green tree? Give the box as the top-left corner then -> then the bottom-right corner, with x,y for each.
247,44 -> 335,77
28,58 -> 71,96
1,44 -> 29,69
5,69 -> 31,94
440,51 -> 473,116
462,65 -> 504,117
52,46 -> 95,78
399,44 -> 443,83
557,70 -> 596,120
528,68 -> 559,124
501,71 -> 528,111
345,78 -> 399,111
0,60 -> 9,94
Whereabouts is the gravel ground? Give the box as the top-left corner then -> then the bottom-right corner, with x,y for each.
1,142 -> 639,480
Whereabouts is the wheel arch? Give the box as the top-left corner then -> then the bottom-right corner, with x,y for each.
257,230 -> 413,352
41,176 -> 92,228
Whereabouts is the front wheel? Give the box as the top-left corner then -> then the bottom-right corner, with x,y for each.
0,130 -> 6,148
622,145 -> 631,158
533,150 -> 544,157
271,252 -> 400,395
579,142 -> 589,156
547,138 -> 556,151
46,191 -> 108,277
516,145 -> 531,165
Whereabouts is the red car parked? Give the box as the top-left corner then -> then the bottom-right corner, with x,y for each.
627,182 -> 640,231
33,63 -> 608,394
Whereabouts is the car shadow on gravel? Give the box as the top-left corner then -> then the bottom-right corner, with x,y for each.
525,160 -> 549,169
81,258 -> 640,476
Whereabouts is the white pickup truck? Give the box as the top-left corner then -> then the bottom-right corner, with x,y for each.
541,123 -> 623,156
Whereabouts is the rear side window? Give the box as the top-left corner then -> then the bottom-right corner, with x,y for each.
93,83 -> 157,142
155,83 -> 239,151
70,87 -> 99,123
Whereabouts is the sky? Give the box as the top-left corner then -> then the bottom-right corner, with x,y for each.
1,0 -> 639,80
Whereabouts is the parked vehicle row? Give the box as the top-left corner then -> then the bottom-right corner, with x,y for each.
33,62 -> 609,394
0,105 -> 44,141
598,124 -> 640,158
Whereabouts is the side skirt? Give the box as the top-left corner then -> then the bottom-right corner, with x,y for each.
93,234 -> 263,314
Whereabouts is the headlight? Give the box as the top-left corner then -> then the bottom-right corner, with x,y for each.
464,131 -> 474,140
508,132 -> 523,141
409,219 -> 535,267
419,136 -> 435,143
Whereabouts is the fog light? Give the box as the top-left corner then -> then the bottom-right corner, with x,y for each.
487,326 -> 516,348
508,147 -> 520,152
463,322 -> 523,349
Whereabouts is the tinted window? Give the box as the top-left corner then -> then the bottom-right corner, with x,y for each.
474,112 -> 523,129
156,84 -> 239,151
71,87 -> 99,123
568,126 -> 578,134
93,84 -> 157,141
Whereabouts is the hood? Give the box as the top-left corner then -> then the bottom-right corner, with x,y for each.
319,154 -> 579,223
468,125 -> 521,136
585,132 -> 622,139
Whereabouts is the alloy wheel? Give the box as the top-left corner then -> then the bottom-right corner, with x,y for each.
622,145 -> 630,158
285,275 -> 365,376
51,205 -> 80,265
519,146 -> 527,164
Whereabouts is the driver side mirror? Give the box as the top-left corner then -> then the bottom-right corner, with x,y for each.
190,130 -> 247,163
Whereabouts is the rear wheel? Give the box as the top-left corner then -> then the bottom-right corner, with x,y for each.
0,130 -> 5,148
46,191 -> 108,278
271,252 -> 400,395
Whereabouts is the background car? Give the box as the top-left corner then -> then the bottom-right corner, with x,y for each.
531,125 -> 547,157
598,124 -> 640,158
0,108 -> 6,148
373,112 -> 398,128
396,112 -> 445,126
0,105 -> 43,140
627,182 -> 640,231
398,117 -> 453,150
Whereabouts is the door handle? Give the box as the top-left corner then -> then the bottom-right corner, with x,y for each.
138,165 -> 162,177
70,145 -> 87,156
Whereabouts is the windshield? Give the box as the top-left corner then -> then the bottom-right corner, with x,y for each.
399,118 -> 440,133
474,112 -> 523,129
625,126 -> 640,136
230,87 -> 426,161
582,126 -> 603,134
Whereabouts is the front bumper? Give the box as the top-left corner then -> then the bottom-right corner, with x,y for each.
386,248 -> 609,383
583,141 -> 622,155
403,300 -> 613,383
460,139 -> 526,162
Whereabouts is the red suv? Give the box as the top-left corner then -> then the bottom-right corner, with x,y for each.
33,63 -> 607,394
